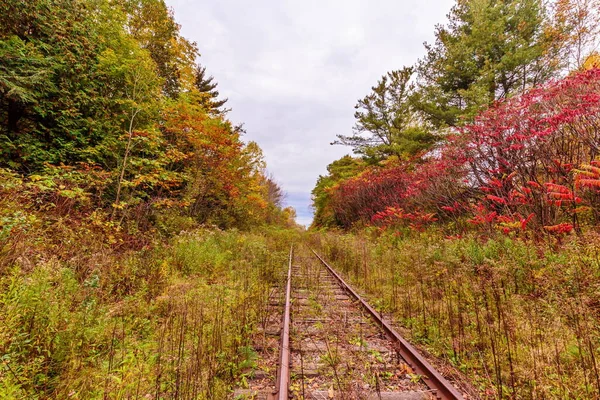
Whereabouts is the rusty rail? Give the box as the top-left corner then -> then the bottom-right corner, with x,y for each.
274,245 -> 293,399
311,249 -> 464,400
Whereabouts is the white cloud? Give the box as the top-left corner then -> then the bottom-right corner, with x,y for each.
166,0 -> 455,225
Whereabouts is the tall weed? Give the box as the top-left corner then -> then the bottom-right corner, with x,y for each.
314,231 -> 600,399
0,228 -> 296,398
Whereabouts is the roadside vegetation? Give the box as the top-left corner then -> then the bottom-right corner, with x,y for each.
0,0 -> 299,397
314,0 -> 600,235
1,224 -> 295,398
311,0 -> 600,399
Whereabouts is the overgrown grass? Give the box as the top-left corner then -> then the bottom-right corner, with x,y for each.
0,227 -> 297,399
313,230 -> 600,399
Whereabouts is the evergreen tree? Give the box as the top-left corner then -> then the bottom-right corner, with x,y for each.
194,64 -> 228,114
0,0 -> 117,170
413,0 -> 560,127
335,67 -> 437,162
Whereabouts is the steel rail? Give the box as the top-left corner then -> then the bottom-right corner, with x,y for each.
311,249 -> 464,400
274,245 -> 293,400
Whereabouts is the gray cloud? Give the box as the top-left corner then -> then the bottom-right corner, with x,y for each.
166,0 -> 454,226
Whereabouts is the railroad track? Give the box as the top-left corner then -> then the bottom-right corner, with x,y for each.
233,245 -> 464,400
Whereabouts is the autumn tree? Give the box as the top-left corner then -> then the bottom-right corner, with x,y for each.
549,0 -> 600,70
0,0 -> 291,230
120,0 -> 198,97
239,141 -> 291,225
460,68 -> 600,231
584,53 -> 600,70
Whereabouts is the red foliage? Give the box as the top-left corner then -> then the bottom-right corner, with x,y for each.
486,195 -> 507,204
521,213 -> 535,230
327,69 -> 600,233
328,146 -> 467,229
460,68 -> 600,232
543,223 -> 574,234
372,207 -> 438,232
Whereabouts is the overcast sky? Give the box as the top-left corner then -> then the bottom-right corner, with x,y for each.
165,0 -> 454,226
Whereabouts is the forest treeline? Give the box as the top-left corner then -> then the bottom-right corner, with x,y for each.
1,0 -> 295,234
312,0 -> 600,237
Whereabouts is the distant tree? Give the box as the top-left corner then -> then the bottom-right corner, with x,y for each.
282,206 -> 298,227
311,155 -> 366,228
194,64 -> 228,114
242,140 -> 267,175
335,67 -> 437,162
261,174 -> 284,208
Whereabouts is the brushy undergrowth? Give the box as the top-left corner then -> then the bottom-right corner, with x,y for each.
314,230 -> 600,399
0,226 -> 296,399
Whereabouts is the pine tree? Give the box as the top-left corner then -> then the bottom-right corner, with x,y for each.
194,64 -> 228,114
334,67 -> 437,162
413,0 -> 561,127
